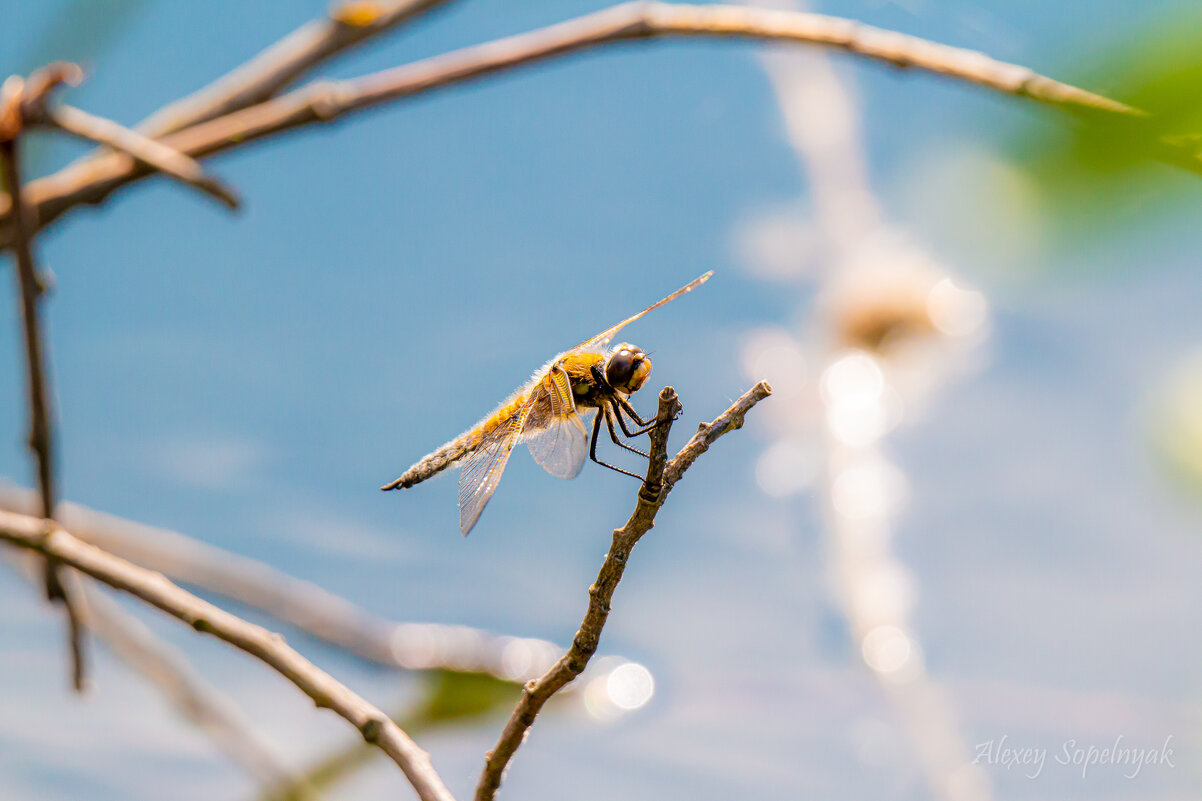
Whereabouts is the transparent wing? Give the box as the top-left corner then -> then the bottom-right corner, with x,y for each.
458,403 -> 526,536
525,413 -> 592,479
570,271 -> 712,353
524,367 -> 592,480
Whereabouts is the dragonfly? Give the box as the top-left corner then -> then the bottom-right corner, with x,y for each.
382,271 -> 712,535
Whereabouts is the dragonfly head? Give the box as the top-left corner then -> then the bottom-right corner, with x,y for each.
605,343 -> 652,395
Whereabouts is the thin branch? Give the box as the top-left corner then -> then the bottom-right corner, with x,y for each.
3,2 -> 1187,248
0,509 -> 456,801
0,484 -> 633,686
57,568 -> 89,692
474,387 -> 682,801
475,381 -> 773,801
48,104 -> 239,208
662,382 -> 775,489
0,84 -> 87,691
8,62 -> 239,209
85,588 -> 316,798
48,0 -> 451,213
0,89 -> 56,523
136,0 -> 459,138
0,550 -> 310,798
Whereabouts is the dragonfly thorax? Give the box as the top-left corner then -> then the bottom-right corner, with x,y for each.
605,342 -> 651,395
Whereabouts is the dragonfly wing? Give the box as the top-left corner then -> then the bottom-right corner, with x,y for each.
570,271 -> 712,353
458,402 -> 526,536
524,367 -> 591,479
525,412 -> 591,479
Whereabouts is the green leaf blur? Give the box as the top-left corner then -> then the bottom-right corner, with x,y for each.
1009,8 -> 1202,242
262,670 -> 518,801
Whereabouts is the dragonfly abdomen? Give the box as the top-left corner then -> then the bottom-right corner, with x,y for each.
382,435 -> 474,490
381,392 -> 525,491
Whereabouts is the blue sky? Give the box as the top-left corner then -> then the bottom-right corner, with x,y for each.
3,1 -> 1202,800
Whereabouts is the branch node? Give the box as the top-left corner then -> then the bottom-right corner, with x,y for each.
33,265 -> 53,295
191,618 -> 215,634
360,716 -> 384,743
0,77 -> 26,141
15,62 -> 86,128
332,1 -> 387,27
309,81 -> 351,120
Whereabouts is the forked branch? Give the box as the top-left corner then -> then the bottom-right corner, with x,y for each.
475,381 -> 773,801
9,63 -> 239,208
48,104 -> 240,208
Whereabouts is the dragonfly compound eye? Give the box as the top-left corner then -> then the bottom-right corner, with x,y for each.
606,345 -> 652,394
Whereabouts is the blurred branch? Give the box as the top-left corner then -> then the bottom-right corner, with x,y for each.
84,586 -> 316,799
0,508 -> 456,801
136,0 -> 459,138
48,104 -> 239,208
263,671 -> 518,801
3,1 -> 1183,249
0,74 -> 87,692
12,62 -> 238,208
476,382 -> 773,801
0,550 -> 311,798
0,484 -> 633,686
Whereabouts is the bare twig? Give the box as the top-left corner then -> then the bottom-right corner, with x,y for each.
0,484 -> 633,686
0,84 -> 87,691
137,0 -> 459,138
0,550 -> 310,798
475,382 -> 773,801
0,509 -> 456,801
56,568 -> 89,691
86,588 -> 317,799
474,387 -> 682,801
662,382 -> 775,490
49,0 -> 452,214
0,65 -> 84,140
0,85 -> 56,520
3,2 -> 1186,249
48,105 -> 239,208
8,63 -> 239,209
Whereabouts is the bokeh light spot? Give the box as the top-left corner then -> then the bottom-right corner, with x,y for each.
927,278 -> 988,338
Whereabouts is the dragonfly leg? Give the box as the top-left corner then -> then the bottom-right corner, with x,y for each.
590,364 -> 672,433
589,405 -> 644,481
612,399 -> 661,437
605,404 -> 650,458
